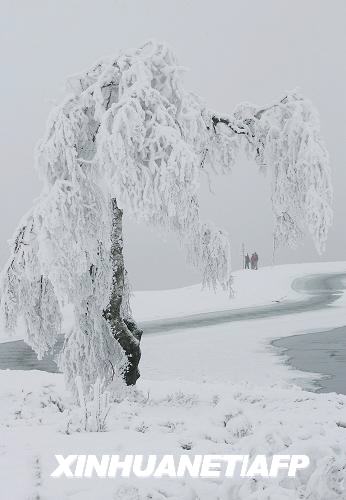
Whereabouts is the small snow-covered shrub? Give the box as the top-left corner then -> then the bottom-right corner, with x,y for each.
113,487 -> 141,500
113,482 -> 196,500
163,391 -> 199,408
62,377 -> 111,433
225,413 -> 253,440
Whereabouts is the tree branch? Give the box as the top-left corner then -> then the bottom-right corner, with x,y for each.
210,115 -> 251,137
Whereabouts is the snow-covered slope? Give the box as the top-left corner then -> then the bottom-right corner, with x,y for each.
132,262 -> 346,321
1,262 -> 346,499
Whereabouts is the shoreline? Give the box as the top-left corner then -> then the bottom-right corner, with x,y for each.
272,325 -> 346,395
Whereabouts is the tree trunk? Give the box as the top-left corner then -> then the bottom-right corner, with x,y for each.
103,198 -> 142,385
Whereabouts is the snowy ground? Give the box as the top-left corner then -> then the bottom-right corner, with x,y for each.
1,263 -> 346,499
132,261 -> 346,321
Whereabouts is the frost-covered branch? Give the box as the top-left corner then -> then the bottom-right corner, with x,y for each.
205,92 -> 333,253
0,212 -> 62,359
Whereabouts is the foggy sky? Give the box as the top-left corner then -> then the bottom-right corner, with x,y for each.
1,0 -> 345,290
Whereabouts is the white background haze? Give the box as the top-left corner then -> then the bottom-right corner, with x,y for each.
1,0 -> 345,289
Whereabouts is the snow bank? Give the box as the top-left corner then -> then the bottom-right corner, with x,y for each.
0,371 -> 345,499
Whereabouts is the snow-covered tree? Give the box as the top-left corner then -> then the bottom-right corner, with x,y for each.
0,41 -> 332,396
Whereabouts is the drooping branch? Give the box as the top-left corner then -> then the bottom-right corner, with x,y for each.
208,93 -> 306,161
205,92 -> 332,253
210,115 -> 252,138
0,212 -> 62,359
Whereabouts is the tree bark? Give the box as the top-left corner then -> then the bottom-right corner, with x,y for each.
103,198 -> 142,385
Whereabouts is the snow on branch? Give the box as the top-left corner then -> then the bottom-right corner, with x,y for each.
0,211 -> 62,358
206,92 -> 333,253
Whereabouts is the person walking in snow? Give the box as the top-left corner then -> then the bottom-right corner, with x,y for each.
245,253 -> 250,269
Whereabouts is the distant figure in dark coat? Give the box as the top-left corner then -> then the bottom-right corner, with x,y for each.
252,252 -> 259,270
245,253 -> 250,269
